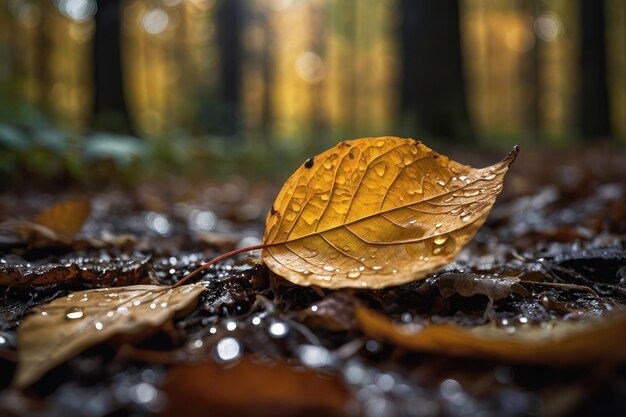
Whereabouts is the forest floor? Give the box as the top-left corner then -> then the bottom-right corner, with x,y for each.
0,146 -> 625,417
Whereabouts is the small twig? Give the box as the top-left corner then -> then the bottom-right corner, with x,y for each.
520,280 -> 600,298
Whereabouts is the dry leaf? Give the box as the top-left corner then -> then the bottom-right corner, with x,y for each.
0,254 -> 152,288
356,308 -> 626,365
262,137 -> 518,289
163,356 -> 350,417
432,272 -> 530,301
14,284 -> 205,388
34,199 -> 91,239
0,199 -> 91,246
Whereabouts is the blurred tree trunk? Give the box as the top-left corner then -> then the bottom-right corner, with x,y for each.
400,0 -> 474,142
523,1 -> 542,138
309,1 -> 326,138
580,0 -> 611,139
91,0 -> 134,135
216,0 -> 243,135
36,2 -> 51,117
261,13 -> 274,136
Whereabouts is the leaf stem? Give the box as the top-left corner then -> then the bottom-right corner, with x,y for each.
171,243 -> 267,288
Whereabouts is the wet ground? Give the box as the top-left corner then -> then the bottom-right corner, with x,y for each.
0,147 -> 625,417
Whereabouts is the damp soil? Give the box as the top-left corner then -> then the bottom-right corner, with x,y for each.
0,148 -> 625,417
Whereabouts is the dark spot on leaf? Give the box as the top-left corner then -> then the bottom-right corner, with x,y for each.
304,158 -> 314,168
348,152 -> 355,160
270,206 -> 278,215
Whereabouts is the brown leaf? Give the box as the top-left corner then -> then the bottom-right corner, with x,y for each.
14,284 -> 205,388
297,291 -> 361,331
0,254 -> 152,288
432,272 -> 530,301
0,199 -> 91,247
34,199 -> 91,239
356,308 -> 626,365
162,357 -> 350,417
262,137 -> 518,289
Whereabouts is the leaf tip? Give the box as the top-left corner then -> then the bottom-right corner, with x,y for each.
501,145 -> 520,168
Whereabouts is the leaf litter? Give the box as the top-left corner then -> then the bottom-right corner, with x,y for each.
0,139 -> 625,417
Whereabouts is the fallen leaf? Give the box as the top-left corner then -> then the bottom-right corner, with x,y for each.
0,199 -> 91,247
356,307 -> 626,365
0,254 -> 152,288
34,199 -> 91,239
13,284 -> 205,388
432,272 -> 530,301
162,356 -> 350,417
262,137 -> 518,289
297,291 -> 360,331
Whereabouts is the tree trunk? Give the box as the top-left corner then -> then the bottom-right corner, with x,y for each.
400,0 -> 474,142
91,0 -> 134,135
215,0 -> 243,135
580,0 -> 611,139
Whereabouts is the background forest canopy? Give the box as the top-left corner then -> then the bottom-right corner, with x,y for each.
0,0 -> 625,181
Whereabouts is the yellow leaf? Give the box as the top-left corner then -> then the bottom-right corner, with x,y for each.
34,199 -> 91,239
262,137 -> 518,289
13,284 -> 205,389
356,308 -> 626,365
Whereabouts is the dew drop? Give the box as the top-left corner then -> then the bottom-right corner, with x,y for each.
285,211 -> 297,221
132,300 -> 142,306
437,180 -> 446,186
320,194 -> 330,201
65,307 -> 84,320
292,202 -> 301,211
215,337 -> 242,362
149,303 -> 157,310
482,172 -> 496,180
347,270 -> 361,279
402,154 -> 413,165
302,212 -> 317,226
269,320 -> 290,338
94,321 -> 104,331
117,306 -> 129,315
358,266 -> 366,271
375,139 -> 385,147
443,195 -> 454,203
372,265 -> 383,271
461,214 -> 472,222
407,218 -> 417,225
323,160 -> 333,169
106,311 -> 114,317
323,264 -> 335,272
463,190 -> 480,197
435,222 -> 443,229
433,235 -> 449,245
373,162 -> 387,176
450,206 -> 463,215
